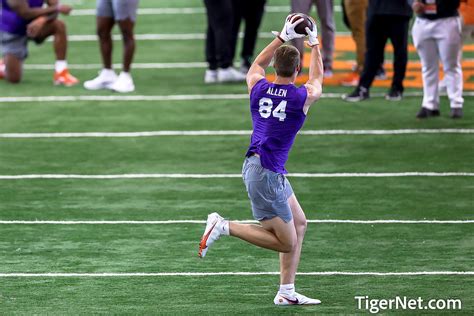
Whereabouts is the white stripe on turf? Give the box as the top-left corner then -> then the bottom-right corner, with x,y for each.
0,173 -> 473,180
2,92 -> 474,103
1,129 -> 472,138
24,62 -> 208,70
0,220 -> 472,224
70,6 -> 342,16
0,271 -> 471,277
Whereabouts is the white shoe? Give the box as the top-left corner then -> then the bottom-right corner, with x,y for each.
274,291 -> 321,306
198,212 -> 226,258
83,69 -> 117,90
110,72 -> 135,93
217,67 -> 246,83
204,69 -> 218,84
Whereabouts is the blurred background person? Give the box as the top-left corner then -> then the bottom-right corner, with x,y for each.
291,0 -> 335,77
203,0 -> 245,83
339,0 -> 386,86
0,0 -> 78,85
229,0 -> 266,74
84,0 -> 139,93
412,0 -> 463,119
343,0 -> 412,102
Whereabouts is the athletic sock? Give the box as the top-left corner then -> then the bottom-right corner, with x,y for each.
279,283 -> 295,295
55,60 -> 68,73
220,220 -> 230,236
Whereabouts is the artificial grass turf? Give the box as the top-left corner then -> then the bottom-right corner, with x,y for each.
1,276 -> 471,314
0,0 -> 472,313
0,177 -> 472,221
0,134 -> 472,174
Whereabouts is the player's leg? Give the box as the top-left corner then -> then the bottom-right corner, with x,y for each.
3,53 -> 23,83
97,16 -> 115,70
109,0 -> 138,93
412,18 -> 441,118
230,217 -> 296,253
1,31 -> 27,83
437,17 -> 464,118
273,192 -> 320,305
29,19 -> 79,86
314,0 -> 336,77
290,0 -> 313,72
279,194 -> 307,285
84,0 -> 117,90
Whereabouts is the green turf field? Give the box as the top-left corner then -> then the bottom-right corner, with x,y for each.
0,0 -> 473,314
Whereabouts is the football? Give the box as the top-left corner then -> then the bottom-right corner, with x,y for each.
292,13 -> 313,35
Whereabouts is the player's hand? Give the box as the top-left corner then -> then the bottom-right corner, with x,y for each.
412,1 -> 425,14
305,16 -> 319,47
26,16 -> 48,38
272,14 -> 305,42
57,4 -> 72,15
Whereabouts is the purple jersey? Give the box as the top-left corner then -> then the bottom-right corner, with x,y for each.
1,0 -> 44,35
246,78 -> 308,174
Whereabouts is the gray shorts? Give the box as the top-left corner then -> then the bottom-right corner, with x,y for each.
97,0 -> 139,21
242,156 -> 294,223
1,31 -> 28,60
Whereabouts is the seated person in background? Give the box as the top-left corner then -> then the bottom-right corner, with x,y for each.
0,0 -> 79,85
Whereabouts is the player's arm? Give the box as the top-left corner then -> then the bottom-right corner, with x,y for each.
303,18 -> 323,114
246,15 -> 305,93
246,38 -> 283,93
7,0 -> 59,20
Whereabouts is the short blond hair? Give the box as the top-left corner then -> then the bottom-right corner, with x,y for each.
273,45 -> 300,77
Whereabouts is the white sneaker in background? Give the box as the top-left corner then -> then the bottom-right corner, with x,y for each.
198,212 -> 227,258
83,69 -> 117,90
217,67 -> 246,83
204,69 -> 218,84
110,71 -> 135,93
274,291 -> 321,305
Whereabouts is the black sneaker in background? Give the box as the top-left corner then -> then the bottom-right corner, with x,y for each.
416,107 -> 440,119
450,108 -> 463,119
342,86 -> 369,102
385,88 -> 403,101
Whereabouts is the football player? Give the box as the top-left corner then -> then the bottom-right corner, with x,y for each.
0,0 -> 79,85
198,15 -> 324,306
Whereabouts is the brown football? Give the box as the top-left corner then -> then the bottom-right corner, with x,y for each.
291,14 -> 313,35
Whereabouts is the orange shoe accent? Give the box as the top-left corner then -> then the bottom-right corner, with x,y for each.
53,69 -> 79,87
340,72 -> 360,87
198,221 -> 217,258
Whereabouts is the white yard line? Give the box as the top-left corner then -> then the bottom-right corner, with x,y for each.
70,6 -> 342,16
24,62 -> 208,70
3,92 -> 474,103
0,271 -> 471,277
0,129 -> 473,138
0,173 -> 473,180
0,220 -> 472,225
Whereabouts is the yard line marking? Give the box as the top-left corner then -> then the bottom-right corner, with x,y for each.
24,62 -> 208,70
1,129 -> 472,138
53,32 -> 287,42
0,271 -> 472,277
0,173 -> 473,180
2,92 -> 473,103
0,220 -> 472,225
70,6 -> 341,16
